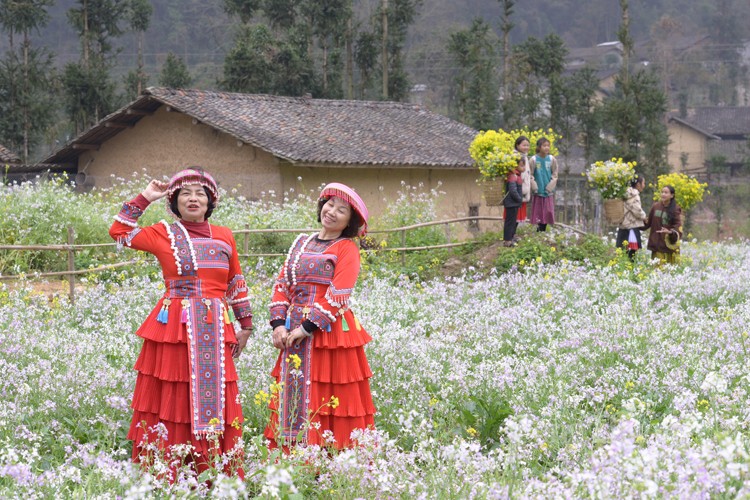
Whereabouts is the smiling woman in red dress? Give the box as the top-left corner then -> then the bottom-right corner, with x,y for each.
265,183 -> 375,449
109,167 -> 253,479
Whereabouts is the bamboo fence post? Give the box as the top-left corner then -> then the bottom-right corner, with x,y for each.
67,226 -> 76,304
400,229 -> 406,266
243,223 -> 249,255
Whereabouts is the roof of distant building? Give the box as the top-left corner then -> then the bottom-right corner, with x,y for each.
44,87 -> 478,169
0,144 -> 20,164
669,107 -> 750,137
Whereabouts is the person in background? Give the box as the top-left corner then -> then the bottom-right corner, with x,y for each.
644,185 -> 682,264
616,175 -> 647,260
515,136 -> 532,231
266,183 -> 375,450
529,137 -> 558,232
502,157 -> 525,247
109,167 -> 253,479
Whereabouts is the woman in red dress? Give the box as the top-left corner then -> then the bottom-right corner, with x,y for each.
109,167 -> 253,478
265,183 -> 375,449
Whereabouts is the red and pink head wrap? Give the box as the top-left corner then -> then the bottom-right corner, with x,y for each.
165,167 -> 219,218
319,182 -> 369,236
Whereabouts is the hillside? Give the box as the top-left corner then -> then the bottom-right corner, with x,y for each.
8,0 -> 748,91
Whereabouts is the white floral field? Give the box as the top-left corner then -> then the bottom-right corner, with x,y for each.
1,241 -> 749,498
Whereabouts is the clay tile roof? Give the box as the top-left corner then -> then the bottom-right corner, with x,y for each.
44,87 -> 478,169
0,144 -> 20,163
681,107 -> 750,136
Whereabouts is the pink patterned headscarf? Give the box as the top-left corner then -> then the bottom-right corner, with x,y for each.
165,167 -> 219,218
319,182 -> 369,236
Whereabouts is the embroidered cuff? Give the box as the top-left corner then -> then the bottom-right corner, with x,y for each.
113,201 -> 145,227
231,298 -> 253,320
307,302 -> 336,331
270,302 -> 289,322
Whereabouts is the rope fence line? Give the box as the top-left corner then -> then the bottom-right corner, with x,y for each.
0,216 -> 588,302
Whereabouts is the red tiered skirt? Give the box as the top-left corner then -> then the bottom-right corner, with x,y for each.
127,298 -> 245,476
264,310 -> 376,449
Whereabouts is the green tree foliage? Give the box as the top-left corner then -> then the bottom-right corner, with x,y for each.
62,62 -> 117,135
223,0 -> 261,25
63,0 -> 128,134
499,0 -> 514,98
354,29 -> 379,100
503,33 -> 567,129
124,0 -> 153,99
302,0 -> 350,97
0,0 -> 57,162
447,18 -> 499,130
374,0 -> 422,101
158,52 -> 192,88
261,0 -> 297,30
222,24 -> 275,94
550,68 -> 602,161
599,1 -> 668,186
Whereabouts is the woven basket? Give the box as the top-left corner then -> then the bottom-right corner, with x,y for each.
602,198 -> 625,225
481,178 -> 505,207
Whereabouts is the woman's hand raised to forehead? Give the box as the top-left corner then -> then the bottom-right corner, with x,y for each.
142,179 -> 169,202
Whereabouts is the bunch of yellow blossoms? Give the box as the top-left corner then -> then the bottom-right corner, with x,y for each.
585,158 -> 637,199
653,173 -> 708,211
469,127 -> 561,180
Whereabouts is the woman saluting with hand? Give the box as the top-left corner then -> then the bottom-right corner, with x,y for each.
109,167 -> 253,478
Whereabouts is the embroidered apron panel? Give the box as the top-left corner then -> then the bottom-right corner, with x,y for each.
278,335 -> 314,442
185,297 -> 226,436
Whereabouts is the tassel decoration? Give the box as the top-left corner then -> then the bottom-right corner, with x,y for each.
204,298 -> 213,323
223,304 -> 231,324
341,316 -> 350,332
228,307 -> 236,322
181,299 -> 190,324
354,315 -> 361,331
284,315 -> 291,330
157,298 -> 171,324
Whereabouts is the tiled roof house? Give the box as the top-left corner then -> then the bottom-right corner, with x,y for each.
0,143 -> 20,164
2,144 -> 74,183
667,107 -> 750,175
43,87 -> 483,218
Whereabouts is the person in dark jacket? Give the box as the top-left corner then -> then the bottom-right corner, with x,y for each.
644,185 -> 682,264
503,158 -> 525,247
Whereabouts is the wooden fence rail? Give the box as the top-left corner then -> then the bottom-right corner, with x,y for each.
0,217 -> 586,303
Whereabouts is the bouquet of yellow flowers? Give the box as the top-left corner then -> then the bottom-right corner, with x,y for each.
469,128 -> 560,180
653,173 -> 708,211
585,158 -> 637,199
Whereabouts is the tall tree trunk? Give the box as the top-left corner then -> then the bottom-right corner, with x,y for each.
345,16 -> 353,99
137,31 -> 144,95
323,39 -> 329,92
83,0 -> 90,68
22,31 -> 29,163
381,0 -> 388,99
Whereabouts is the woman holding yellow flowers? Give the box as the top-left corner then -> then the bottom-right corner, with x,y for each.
644,185 -> 682,263
266,183 -> 375,450
615,175 -> 647,260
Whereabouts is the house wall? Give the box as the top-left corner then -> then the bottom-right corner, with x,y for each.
78,106 -> 282,197
76,106 -> 497,234
667,122 -> 708,174
278,165 -> 497,234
